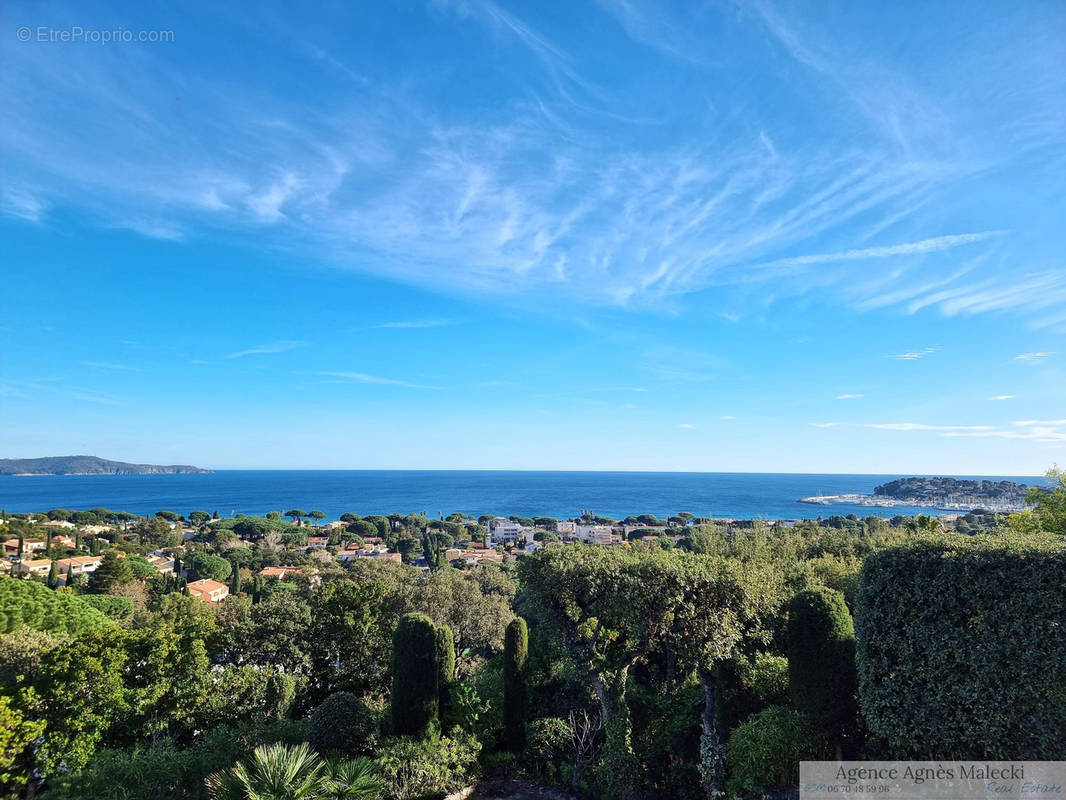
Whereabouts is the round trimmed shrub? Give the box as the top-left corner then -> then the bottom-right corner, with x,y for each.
726,706 -> 829,794
307,692 -> 377,754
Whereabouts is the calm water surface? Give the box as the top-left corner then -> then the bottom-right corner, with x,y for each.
0,470 -> 1047,520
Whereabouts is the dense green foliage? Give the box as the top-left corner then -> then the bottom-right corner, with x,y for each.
856,535 -> 1066,758
2,487 -> 1063,799
786,586 -> 858,754
206,741 -> 380,800
435,623 -> 455,724
0,580 -> 112,635
726,707 -> 829,794
374,733 -> 480,800
390,614 -> 439,736
503,616 -> 528,752
307,693 -> 378,756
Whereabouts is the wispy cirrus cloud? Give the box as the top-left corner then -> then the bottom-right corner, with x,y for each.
813,422 -> 992,431
81,361 -> 138,372
988,394 -> 1015,401
373,319 -> 454,329
835,393 -> 864,400
1015,352 -> 1052,361
224,340 -> 309,359
316,371 -> 442,389
2,0 -> 1063,332
889,347 -> 937,360
755,232 -> 1004,270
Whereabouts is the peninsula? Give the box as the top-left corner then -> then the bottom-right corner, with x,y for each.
798,476 -> 1035,512
0,456 -> 211,476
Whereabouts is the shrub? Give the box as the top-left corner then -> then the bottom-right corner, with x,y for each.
503,616 -> 528,752
726,707 -> 829,794
740,652 -> 789,707
524,717 -> 571,786
857,537 -> 1066,758
46,719 -> 306,800
391,613 -> 439,736
307,692 -> 378,755
375,732 -> 481,800
786,586 -> 858,754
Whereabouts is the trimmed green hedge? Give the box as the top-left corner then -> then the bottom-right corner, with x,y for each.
0,579 -> 112,636
856,537 -> 1066,758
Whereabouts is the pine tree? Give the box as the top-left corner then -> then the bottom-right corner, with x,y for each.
504,616 -> 529,751
391,613 -> 439,736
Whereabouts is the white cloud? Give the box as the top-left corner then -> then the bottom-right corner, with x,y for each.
317,371 -> 441,389
812,421 -> 992,431
374,319 -> 454,329
1014,419 -> 1066,427
988,395 -> 1015,401
758,232 -> 1004,269
1,187 -> 47,222
678,423 -> 696,429
1015,352 -> 1052,361
81,361 -> 137,371
835,393 -> 864,400
889,347 -> 938,360
720,415 -> 735,420
224,340 -> 308,359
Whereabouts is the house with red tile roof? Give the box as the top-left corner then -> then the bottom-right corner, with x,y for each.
187,578 -> 229,604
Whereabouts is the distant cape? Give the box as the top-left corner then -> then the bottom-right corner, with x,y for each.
0,456 -> 211,475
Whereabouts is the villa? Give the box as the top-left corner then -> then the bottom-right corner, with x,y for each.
187,578 -> 230,604
55,555 -> 104,576
3,538 -> 46,555
12,558 -> 52,577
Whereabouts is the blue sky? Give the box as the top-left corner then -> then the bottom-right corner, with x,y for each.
2,0 -> 1065,473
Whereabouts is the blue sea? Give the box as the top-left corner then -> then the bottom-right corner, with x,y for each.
0,471 -> 1049,521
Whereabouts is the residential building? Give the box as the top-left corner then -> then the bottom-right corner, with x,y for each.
187,578 -> 230,604
3,538 -> 46,555
575,525 -> 614,544
555,521 -> 577,535
145,554 -> 174,574
488,517 -> 523,545
55,555 -> 104,576
261,566 -> 293,579
12,558 -> 52,577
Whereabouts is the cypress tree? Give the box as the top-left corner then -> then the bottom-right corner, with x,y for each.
230,563 -> 242,595
391,612 -> 439,736
786,586 -> 859,758
503,616 -> 529,751
17,535 -> 23,558
46,560 -> 58,590
436,623 -> 455,724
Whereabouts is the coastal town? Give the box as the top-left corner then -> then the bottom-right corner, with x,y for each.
0,503 -> 1006,607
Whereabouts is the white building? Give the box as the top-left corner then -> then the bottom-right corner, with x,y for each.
555,521 -> 577,535
488,517 -> 523,545
575,525 -> 614,545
